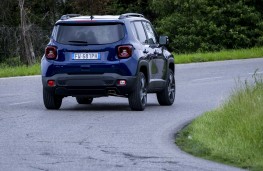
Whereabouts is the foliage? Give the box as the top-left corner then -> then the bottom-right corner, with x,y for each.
176,75 -> 263,170
0,63 -> 40,77
174,47 -> 263,64
151,0 -> 263,53
1,0 -> 263,63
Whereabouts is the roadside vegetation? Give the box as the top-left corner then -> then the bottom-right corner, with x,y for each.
174,47 -> 263,64
0,58 -> 40,78
176,75 -> 263,171
1,0 -> 263,66
0,63 -> 40,78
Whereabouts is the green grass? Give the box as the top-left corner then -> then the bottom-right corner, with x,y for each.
0,63 -> 40,78
174,47 -> 263,64
176,76 -> 263,171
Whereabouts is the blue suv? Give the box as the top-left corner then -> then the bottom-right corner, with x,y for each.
41,13 -> 175,111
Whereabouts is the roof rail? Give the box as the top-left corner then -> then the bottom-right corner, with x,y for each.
60,14 -> 81,20
119,13 -> 144,19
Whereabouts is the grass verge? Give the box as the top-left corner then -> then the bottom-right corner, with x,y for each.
174,47 -> 263,64
0,63 -> 40,78
176,76 -> 263,171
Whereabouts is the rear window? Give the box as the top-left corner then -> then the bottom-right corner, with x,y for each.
56,24 -> 125,45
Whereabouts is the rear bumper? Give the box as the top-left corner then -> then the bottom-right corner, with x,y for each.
42,73 -> 137,97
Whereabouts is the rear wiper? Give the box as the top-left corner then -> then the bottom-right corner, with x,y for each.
68,40 -> 88,44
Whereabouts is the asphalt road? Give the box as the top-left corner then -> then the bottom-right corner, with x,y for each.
1,58 -> 263,171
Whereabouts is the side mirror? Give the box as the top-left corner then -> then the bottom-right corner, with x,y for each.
159,36 -> 169,46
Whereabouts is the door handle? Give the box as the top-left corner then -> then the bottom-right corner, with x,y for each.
143,49 -> 149,54
154,50 -> 161,55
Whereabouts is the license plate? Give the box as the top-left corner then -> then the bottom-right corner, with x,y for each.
72,53 -> 100,60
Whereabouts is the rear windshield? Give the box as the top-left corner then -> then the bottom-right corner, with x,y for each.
56,24 -> 125,45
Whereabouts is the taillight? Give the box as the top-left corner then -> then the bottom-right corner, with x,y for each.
45,46 -> 57,59
47,80 -> 56,87
117,45 -> 132,58
117,80 -> 127,86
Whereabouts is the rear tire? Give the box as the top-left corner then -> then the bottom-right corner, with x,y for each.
43,88 -> 62,109
157,69 -> 175,105
76,97 -> 93,104
128,72 -> 147,111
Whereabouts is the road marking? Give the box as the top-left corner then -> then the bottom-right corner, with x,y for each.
9,101 -> 34,106
0,75 -> 40,80
192,76 -> 223,82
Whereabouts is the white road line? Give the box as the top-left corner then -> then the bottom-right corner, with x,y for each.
0,75 -> 40,80
9,101 -> 34,106
192,76 -> 223,82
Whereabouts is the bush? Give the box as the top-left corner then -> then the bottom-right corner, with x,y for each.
151,0 -> 263,53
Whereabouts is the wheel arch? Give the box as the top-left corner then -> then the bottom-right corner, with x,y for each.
168,58 -> 175,73
137,60 -> 149,84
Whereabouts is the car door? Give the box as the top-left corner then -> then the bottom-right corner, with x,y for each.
142,21 -> 166,80
131,21 -> 155,81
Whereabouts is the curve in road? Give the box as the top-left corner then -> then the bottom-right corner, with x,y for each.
1,58 -> 262,171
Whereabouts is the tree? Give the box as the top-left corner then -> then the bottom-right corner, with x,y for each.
1,0 -> 263,62
151,0 -> 263,53
18,0 -> 35,65
64,0 -> 112,15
